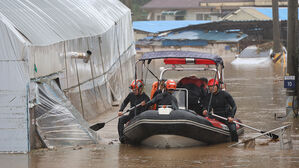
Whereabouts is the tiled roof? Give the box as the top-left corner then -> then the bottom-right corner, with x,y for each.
223,8 -> 271,21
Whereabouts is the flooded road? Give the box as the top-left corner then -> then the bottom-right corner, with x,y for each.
1,56 -> 299,168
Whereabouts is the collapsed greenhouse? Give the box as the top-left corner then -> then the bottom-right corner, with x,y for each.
0,0 -> 135,152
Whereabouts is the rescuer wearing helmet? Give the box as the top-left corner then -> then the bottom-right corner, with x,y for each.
202,79 -> 238,142
151,79 -> 166,99
147,79 -> 178,110
118,79 -> 150,143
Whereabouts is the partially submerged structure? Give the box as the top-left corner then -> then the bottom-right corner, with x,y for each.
133,20 -> 211,41
134,21 -> 248,58
0,0 -> 135,152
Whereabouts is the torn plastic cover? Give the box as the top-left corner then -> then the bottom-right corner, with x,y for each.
35,80 -> 97,147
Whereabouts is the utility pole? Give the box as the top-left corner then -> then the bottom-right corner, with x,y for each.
287,0 -> 296,93
286,0 -> 298,114
272,0 -> 280,53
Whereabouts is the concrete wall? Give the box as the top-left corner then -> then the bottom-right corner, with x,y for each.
147,9 -> 222,21
200,2 -> 254,7
185,9 -> 222,21
134,31 -> 150,41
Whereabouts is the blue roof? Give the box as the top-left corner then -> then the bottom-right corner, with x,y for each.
133,20 -> 211,33
255,7 -> 299,20
162,40 -> 208,47
162,30 -> 248,42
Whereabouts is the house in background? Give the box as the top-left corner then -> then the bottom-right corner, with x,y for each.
222,7 -> 272,21
134,26 -> 248,59
133,20 -> 211,41
141,0 -> 288,21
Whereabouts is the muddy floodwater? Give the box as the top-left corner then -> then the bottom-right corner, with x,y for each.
1,57 -> 299,168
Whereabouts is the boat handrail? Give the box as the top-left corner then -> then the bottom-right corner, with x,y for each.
159,67 -> 217,80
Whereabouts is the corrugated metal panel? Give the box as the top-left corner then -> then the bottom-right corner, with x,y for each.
0,0 -> 130,46
133,20 -> 211,33
162,40 -> 208,46
163,30 -> 247,42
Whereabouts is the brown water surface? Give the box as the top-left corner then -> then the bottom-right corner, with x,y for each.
1,57 -> 299,168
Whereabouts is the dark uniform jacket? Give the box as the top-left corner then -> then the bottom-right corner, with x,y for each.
148,92 -> 178,110
178,83 -> 208,115
152,89 -> 162,98
119,92 -> 150,117
203,90 -> 236,118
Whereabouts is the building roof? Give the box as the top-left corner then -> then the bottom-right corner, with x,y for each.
142,0 -> 253,9
133,20 -> 211,33
254,7 -> 292,20
0,0 -> 130,45
163,29 -> 248,42
223,8 -> 271,21
223,7 -> 299,21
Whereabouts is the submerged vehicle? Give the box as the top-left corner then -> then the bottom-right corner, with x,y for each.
232,44 -> 287,66
232,45 -> 272,65
123,51 -> 244,148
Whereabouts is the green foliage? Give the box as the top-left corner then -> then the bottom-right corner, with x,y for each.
131,0 -> 151,21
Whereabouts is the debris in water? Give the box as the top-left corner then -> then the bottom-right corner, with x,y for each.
258,140 -> 271,146
244,138 -> 255,149
48,146 -> 57,150
90,147 -> 104,152
73,145 -> 82,150
192,160 -> 202,164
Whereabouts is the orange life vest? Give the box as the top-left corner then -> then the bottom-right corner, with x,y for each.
150,81 -> 159,110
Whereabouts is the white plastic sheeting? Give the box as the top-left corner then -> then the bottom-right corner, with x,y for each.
0,0 -> 136,152
35,81 -> 97,147
0,0 -> 129,45
0,13 -> 30,152
0,0 -> 134,78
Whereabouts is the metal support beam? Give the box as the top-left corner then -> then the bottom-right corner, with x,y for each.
287,0 -> 297,96
272,0 -> 281,53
